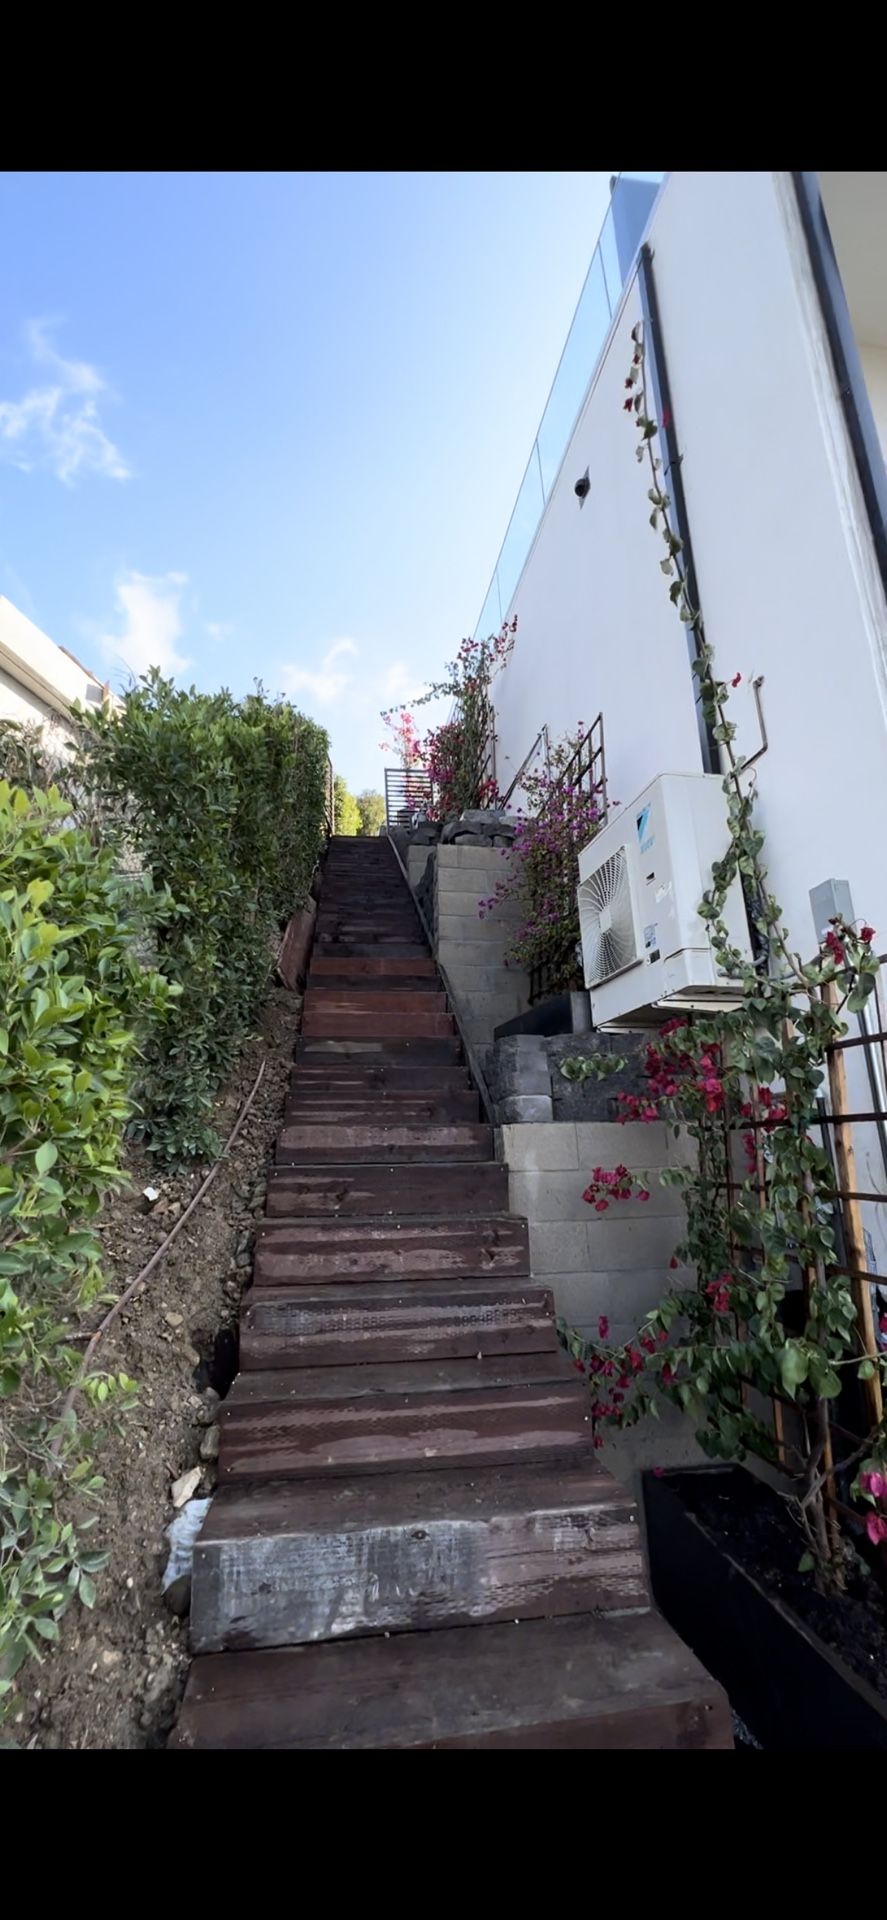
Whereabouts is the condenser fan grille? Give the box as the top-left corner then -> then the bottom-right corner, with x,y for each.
580,846 -> 639,986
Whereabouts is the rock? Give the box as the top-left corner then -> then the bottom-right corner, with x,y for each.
101,1649 -> 122,1668
199,1424 -> 220,1462
453,832 -> 494,845
163,1573 -> 192,1618
171,1466 -> 201,1509
163,1311 -> 184,1329
197,1387 -> 220,1425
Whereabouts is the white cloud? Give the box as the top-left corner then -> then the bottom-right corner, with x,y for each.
205,620 -> 233,643
100,571 -> 190,682
282,637 -> 359,706
0,319 -> 130,485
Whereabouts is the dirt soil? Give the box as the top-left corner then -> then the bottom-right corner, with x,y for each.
679,1469 -> 887,1704
11,985 -> 302,1751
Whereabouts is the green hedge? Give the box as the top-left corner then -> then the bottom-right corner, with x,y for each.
0,780 -> 172,1697
80,674 -> 330,1161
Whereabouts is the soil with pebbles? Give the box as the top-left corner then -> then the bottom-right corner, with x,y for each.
11,985 -> 301,1751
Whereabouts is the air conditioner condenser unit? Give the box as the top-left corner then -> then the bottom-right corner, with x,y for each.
577,772 -> 752,1028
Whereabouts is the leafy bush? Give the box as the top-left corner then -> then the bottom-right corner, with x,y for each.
0,780 -> 172,1700
79,674 -> 329,1161
356,790 -> 385,836
333,774 -> 361,836
380,620 -> 516,818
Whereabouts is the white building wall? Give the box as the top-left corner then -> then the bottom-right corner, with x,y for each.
859,342 -> 887,461
0,596 -> 106,733
493,170 -> 887,964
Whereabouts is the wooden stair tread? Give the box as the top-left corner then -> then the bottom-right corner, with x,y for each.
172,1610 -> 732,1749
218,1378 -> 590,1480
189,1459 -> 647,1653
264,1163 -> 508,1217
253,1214 -> 528,1284
225,1351 -> 566,1405
239,1281 -> 558,1367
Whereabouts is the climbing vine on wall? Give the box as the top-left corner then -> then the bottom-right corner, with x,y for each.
562,324 -> 887,1579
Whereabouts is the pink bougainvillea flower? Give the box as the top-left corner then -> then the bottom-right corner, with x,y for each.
597,1315 -> 610,1341
860,1470 -> 887,1499
880,1312 -> 887,1334
637,1188 -> 651,1203
860,925 -> 876,944
730,672 -> 742,688
669,1256 -> 679,1270
866,1512 -> 887,1545
623,397 -> 634,412
594,1198 -> 609,1213
651,1466 -> 665,1478
661,1364 -> 675,1387
573,1359 -> 586,1374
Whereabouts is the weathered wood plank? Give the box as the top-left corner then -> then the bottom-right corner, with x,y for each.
226,1350 -> 564,1404
283,1096 -> 480,1126
239,1281 -> 557,1368
265,1163 -> 508,1217
190,1459 -> 647,1652
219,1378 -> 590,1480
253,1215 -> 529,1284
276,1123 -> 492,1164
172,1610 -> 733,1749
303,1012 -> 456,1039
310,956 -> 436,977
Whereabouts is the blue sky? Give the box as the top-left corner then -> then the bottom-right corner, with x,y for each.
0,171 -> 615,791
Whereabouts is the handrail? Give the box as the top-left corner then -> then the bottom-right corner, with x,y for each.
500,724 -> 550,807
385,833 -> 496,1130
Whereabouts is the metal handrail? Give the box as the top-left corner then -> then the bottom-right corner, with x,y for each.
500,725 -> 550,807
385,834 -> 495,1130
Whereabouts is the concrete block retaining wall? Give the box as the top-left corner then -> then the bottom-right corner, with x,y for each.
499,1120 -> 701,1481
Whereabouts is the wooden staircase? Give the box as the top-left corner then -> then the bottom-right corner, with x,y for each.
173,837 -> 731,1749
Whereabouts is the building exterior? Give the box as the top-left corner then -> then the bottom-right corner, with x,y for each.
0,595 -> 109,738
482,170 -> 887,967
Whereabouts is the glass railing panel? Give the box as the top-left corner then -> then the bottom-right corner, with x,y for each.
476,574 -> 503,640
495,451 -> 546,616
536,247 -> 610,498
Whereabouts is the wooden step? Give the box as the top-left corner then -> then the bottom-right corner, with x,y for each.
265,1162 -> 509,1218
283,1097 -> 481,1126
189,1457 -> 647,1653
306,975 -> 441,994
173,1609 -> 732,1749
313,943 -> 430,959
290,1066 -> 472,1090
253,1216 -> 529,1285
218,1378 -> 590,1481
298,1038 -> 463,1062
276,1123 -> 492,1164
240,1280 -> 557,1368
303,1012 -> 455,1039
311,956 -> 436,977
306,990 -> 447,1013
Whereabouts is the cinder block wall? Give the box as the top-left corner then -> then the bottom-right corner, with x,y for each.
434,845 -> 531,1048
499,1119 -> 701,1480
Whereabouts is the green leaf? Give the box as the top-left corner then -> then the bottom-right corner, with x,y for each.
35,1141 -> 59,1174
78,1573 -> 97,1609
857,1359 -> 876,1380
779,1342 -> 809,1399
32,1617 -> 60,1641
798,1552 -> 815,1574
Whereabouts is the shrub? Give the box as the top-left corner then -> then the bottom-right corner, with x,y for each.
380,620 -> 516,818
0,780 -> 172,1700
78,674 -> 329,1161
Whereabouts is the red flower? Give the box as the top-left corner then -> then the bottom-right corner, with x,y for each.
573,1359 -> 586,1374
731,672 -> 742,688
594,1198 -> 609,1213
861,925 -> 876,945
651,1466 -> 665,1479
861,1469 -> 886,1499
661,1364 -> 675,1386
669,1256 -> 679,1270
623,398 -> 633,412
597,1315 -> 610,1341
593,1433 -> 605,1449
825,929 -> 846,965
880,1312 -> 887,1335
637,1188 -> 651,1203
866,1512 -> 887,1545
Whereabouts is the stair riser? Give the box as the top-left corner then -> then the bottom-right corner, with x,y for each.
289,1069 -> 472,1089
283,1100 -> 480,1126
310,957 -> 436,977
191,1506 -> 646,1653
298,1039 -> 463,1062
219,1384 -> 589,1480
303,1014 -> 455,1039
306,992 -> 447,1014
253,1220 -> 529,1286
265,1164 -> 508,1217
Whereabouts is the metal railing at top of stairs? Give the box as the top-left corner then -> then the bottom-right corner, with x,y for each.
385,832 -> 496,1132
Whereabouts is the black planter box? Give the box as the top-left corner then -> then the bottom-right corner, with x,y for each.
643,1465 -> 887,1751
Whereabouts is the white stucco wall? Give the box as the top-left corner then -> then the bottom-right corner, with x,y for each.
0,596 -> 106,733
492,170 -> 887,964
859,342 -> 887,462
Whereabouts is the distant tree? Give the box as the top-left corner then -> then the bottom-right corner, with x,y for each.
356,789 -> 385,836
333,773 -> 361,836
